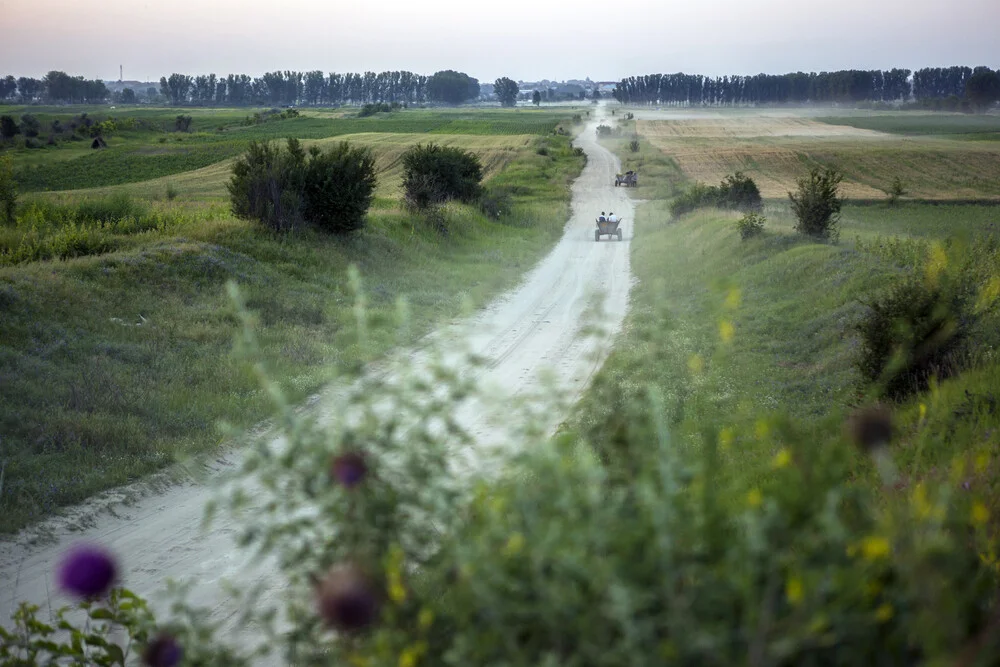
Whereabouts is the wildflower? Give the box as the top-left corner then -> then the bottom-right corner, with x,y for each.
315,563 -> 381,633
418,607 -> 434,631
142,633 -> 183,667
755,419 -> 770,440
719,427 -> 735,450
746,488 -> 763,508
719,320 -> 735,343
786,575 -> 804,605
329,451 -> 368,489
875,603 -> 894,623
845,405 -> 893,452
772,448 -> 792,469
687,354 -> 705,375
725,287 -> 741,310
972,501 -> 990,526
912,483 -> 932,519
57,544 -> 118,599
975,452 -> 990,474
918,403 -> 927,423
861,536 -> 891,561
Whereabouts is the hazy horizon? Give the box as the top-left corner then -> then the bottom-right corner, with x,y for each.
3,0 -> 998,83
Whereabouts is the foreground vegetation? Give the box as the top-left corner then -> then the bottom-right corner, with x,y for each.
0,106 -> 584,533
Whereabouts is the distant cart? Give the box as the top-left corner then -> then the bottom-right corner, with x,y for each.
615,171 -> 638,187
595,217 -> 624,242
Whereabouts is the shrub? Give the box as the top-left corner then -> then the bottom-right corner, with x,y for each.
358,102 -> 401,117
736,211 -> 766,239
0,115 -> 20,140
595,124 -> 614,138
669,182 -> 719,218
628,138 -> 640,153
0,155 -> 16,224
856,275 -> 972,400
536,145 -> 549,156
789,167 -> 844,240
718,171 -> 762,211
886,176 -> 907,207
174,115 -> 193,132
302,141 -> 377,234
75,193 -> 150,224
19,114 -> 40,138
165,183 -> 179,201
227,139 -> 306,232
402,143 -> 482,209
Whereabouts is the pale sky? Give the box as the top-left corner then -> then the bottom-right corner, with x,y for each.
3,0 -> 998,83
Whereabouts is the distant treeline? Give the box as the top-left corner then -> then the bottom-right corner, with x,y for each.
613,66 -> 1000,107
0,70 -> 482,107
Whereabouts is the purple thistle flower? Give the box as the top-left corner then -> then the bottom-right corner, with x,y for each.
57,544 -> 118,599
315,563 -> 380,632
329,451 -> 368,489
142,633 -> 183,667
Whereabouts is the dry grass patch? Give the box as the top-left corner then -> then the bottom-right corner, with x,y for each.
638,118 -> 1000,200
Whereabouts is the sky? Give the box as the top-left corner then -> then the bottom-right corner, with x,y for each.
3,0 -> 998,83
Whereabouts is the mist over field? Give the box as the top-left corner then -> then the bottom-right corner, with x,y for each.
2,0 -> 998,80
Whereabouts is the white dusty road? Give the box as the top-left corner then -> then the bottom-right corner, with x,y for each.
0,108 -> 634,641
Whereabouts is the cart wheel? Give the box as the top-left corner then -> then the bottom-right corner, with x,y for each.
617,229 -> 623,241
595,230 -> 600,242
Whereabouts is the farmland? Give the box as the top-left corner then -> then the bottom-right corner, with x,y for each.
0,104 -> 585,533
635,112 -> 1000,199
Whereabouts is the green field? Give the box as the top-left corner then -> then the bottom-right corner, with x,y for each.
585,114 -> 1000,506
0,106 -> 566,192
0,105 -> 585,533
817,112 -> 1000,138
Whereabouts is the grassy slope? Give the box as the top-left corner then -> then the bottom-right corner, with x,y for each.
0,113 -> 587,533
573,136 -> 1000,509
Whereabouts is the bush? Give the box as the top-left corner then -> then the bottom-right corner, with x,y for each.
886,176 -> 907,207
669,182 -> 720,218
789,167 -> 844,240
736,211 -> 766,239
228,139 -> 306,232
75,193 -> 149,224
628,138 -> 640,153
174,115 -> 193,132
165,183 -> 179,201
358,102 -> 402,117
0,115 -> 19,140
19,114 -> 40,138
718,171 -> 762,211
536,145 -> 549,156
402,143 -> 483,209
302,142 -> 377,234
0,155 -> 16,224
229,139 -> 377,233
856,275 -> 972,400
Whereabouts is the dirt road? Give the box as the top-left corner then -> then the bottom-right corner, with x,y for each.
0,108 -> 633,639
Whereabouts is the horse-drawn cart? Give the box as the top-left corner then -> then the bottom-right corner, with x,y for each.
595,217 -> 624,241
615,171 -> 638,187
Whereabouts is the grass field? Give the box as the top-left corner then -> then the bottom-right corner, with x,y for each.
0,105 -> 586,533
0,105 -> 567,192
582,111 -> 1000,511
635,114 -> 1000,200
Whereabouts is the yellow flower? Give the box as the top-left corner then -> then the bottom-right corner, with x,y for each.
688,354 -> 705,375
875,604 -> 894,623
786,575 -> 804,605
503,532 -> 525,557
746,488 -> 763,508
912,483 -> 932,520
951,455 -> 966,484
719,427 -> 735,451
972,502 -> 990,526
975,452 -> 990,474
861,536 -> 891,561
925,242 -> 947,286
975,275 -> 1000,314
398,642 -> 428,667
389,574 -> 407,604
725,287 -> 741,310
418,608 -> 434,631
773,448 -> 792,469
918,403 -> 927,423
755,419 -> 770,440
719,320 -> 735,343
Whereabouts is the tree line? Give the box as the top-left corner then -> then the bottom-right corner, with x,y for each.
0,70 -> 483,107
611,66 -> 999,106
